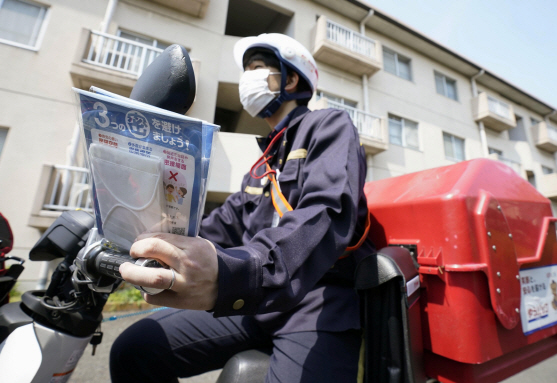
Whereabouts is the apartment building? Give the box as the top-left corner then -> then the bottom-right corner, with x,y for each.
1,0 -> 557,289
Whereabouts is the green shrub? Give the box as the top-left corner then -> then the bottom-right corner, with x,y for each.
107,282 -> 143,304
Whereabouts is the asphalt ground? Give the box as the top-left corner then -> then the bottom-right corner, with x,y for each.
70,310 -> 221,383
69,309 -> 557,383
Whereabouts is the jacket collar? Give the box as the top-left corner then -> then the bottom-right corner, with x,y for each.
256,106 -> 310,152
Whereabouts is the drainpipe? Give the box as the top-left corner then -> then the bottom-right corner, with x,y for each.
471,69 -> 488,157
101,0 -> 118,34
360,10 -> 374,181
545,110 -> 557,169
359,10 -> 374,113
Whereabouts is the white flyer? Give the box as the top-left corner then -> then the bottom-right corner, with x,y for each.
519,264 -> 557,335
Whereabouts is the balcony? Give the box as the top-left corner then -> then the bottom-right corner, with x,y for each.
311,15 -> 382,77
531,121 -> 557,153
29,165 -> 93,229
488,153 -> 524,178
206,132 -> 262,202
310,98 -> 388,154
146,0 -> 209,18
71,30 -> 200,96
472,92 -> 516,132
540,173 -> 557,201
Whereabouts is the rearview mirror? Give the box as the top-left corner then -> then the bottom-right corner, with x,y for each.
130,44 -> 196,115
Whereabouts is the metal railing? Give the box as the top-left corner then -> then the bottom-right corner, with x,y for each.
548,124 -> 557,142
43,165 -> 93,213
325,19 -> 376,59
487,95 -> 511,119
324,99 -> 383,141
83,31 -> 164,77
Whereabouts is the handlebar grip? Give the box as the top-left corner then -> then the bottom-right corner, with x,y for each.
94,252 -> 166,295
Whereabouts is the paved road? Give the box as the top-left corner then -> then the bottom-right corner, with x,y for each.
70,310 -> 557,383
70,310 -> 221,383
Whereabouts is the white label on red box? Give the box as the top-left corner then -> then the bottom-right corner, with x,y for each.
519,265 -> 557,335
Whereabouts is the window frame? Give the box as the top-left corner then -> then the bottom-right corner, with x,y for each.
530,117 -> 541,127
443,132 -> 465,162
0,127 -> 8,160
542,165 -> 554,175
434,71 -> 458,101
315,91 -> 358,109
383,46 -> 413,81
116,29 -> 169,50
388,114 -> 420,150
0,0 -> 49,51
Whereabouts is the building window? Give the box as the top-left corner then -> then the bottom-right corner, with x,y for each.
443,132 -> 465,161
542,165 -> 554,175
488,147 -> 503,156
116,30 -> 170,73
388,115 -> 419,149
118,30 -> 169,51
530,117 -> 541,126
527,171 -> 536,188
0,0 -> 47,49
0,127 -> 8,159
316,91 -> 357,108
383,47 -> 412,81
434,71 -> 458,100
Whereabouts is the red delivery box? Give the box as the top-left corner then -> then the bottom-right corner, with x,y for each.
364,158 -> 557,383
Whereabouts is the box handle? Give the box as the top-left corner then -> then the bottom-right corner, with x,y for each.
517,216 -> 557,267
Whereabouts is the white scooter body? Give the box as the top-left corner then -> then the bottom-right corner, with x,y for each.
0,322 -> 91,383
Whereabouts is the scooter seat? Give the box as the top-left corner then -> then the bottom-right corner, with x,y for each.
216,349 -> 271,383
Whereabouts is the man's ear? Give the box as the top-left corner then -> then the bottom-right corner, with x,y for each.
285,71 -> 299,94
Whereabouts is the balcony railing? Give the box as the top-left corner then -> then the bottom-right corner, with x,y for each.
327,100 -> 382,139
540,173 -> 557,201
326,19 -> 377,60
29,164 -> 93,228
43,165 -> 93,213
311,98 -> 387,154
487,96 -> 512,120
311,15 -> 382,76
83,31 -> 164,78
472,92 -> 516,132
531,121 -> 557,153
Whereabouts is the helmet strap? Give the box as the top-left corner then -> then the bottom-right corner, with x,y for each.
257,61 -> 312,118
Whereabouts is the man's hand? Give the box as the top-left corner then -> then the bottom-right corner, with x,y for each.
119,233 -> 218,310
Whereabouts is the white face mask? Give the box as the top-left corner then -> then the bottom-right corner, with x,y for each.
239,69 -> 281,117
89,144 -> 167,250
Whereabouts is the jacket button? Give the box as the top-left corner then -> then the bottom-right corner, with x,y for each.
233,299 -> 245,310
264,191 -> 270,197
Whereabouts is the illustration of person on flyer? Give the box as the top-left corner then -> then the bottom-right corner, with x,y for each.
165,184 -> 177,203
177,187 -> 188,205
551,280 -> 557,310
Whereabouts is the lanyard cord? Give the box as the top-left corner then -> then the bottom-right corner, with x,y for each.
249,126 -> 287,180
249,125 -> 371,258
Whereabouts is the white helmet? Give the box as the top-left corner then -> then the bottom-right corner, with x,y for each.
234,33 -> 318,94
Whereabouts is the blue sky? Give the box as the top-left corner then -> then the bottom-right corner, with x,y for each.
366,0 -> 557,108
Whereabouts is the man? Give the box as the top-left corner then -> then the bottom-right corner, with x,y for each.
110,33 -> 373,383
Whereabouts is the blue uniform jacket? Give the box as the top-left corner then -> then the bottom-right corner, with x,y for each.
199,106 -> 374,334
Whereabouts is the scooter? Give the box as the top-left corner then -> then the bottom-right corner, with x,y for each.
2,42 -> 557,383
0,44 -> 200,382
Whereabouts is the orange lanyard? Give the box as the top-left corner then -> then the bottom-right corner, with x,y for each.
249,127 -> 370,258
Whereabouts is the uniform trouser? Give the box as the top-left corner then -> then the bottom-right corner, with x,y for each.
110,308 -> 361,383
